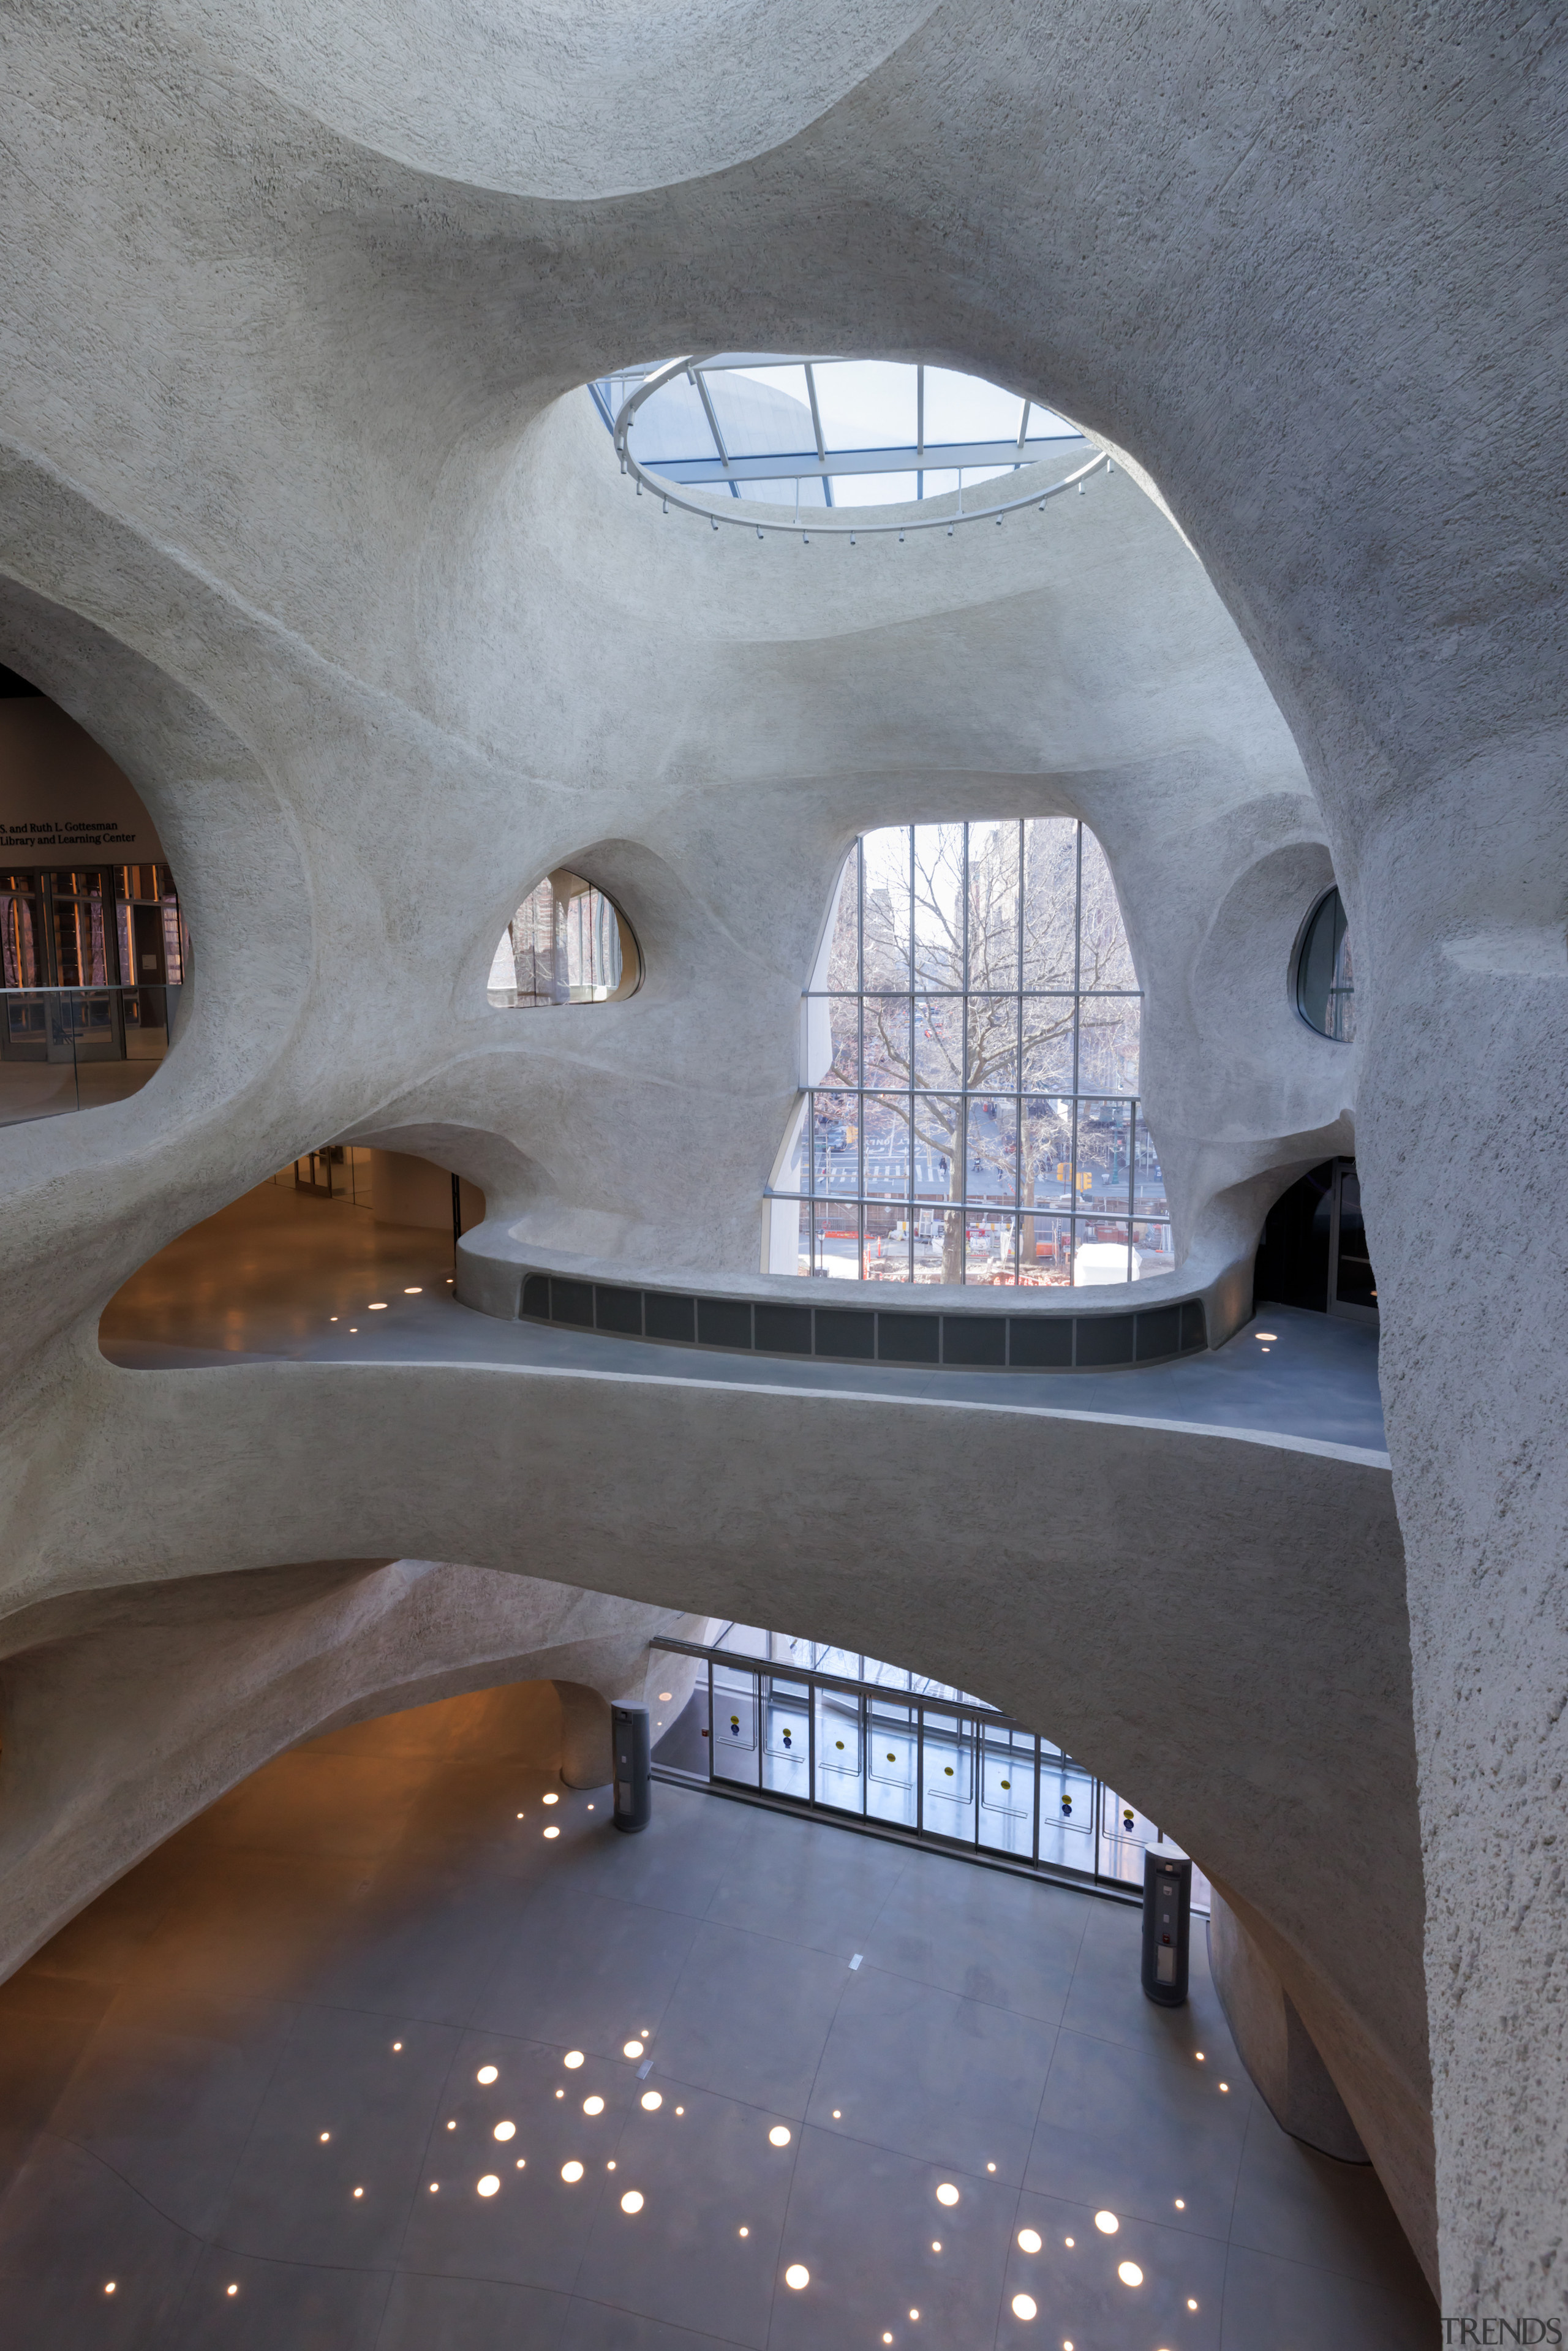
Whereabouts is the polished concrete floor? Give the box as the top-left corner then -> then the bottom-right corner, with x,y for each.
0,1685 -> 1434,2349
100,1183 -> 1387,1455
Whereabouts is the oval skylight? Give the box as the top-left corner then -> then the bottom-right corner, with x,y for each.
591,356 -> 1097,529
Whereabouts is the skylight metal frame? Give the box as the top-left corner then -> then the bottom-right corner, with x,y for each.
606,355 -> 1112,537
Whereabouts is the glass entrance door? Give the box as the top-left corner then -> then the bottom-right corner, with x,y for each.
1329,1160 -> 1378,1325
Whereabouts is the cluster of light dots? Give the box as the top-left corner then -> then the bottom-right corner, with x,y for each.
414,2037 -> 670,2210
292,2020 -> 1214,2331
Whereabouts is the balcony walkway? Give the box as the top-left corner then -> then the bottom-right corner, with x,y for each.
100,1183 -> 1386,1463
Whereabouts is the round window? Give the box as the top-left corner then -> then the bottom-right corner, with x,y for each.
1295,887 -> 1354,1041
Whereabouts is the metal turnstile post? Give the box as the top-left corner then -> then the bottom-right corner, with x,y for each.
1141,1851 -> 1191,2006
612,1704 -> 652,1835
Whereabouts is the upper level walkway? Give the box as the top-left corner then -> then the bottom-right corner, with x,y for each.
100,1181 -> 1386,1463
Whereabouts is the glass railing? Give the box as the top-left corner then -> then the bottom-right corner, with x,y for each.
0,983 -> 182,1128
651,1625 -> 1209,1909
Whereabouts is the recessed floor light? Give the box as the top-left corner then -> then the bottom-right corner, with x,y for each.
1118,2260 -> 1144,2287
477,2066 -> 499,2084
769,2126 -> 791,2147
785,2265 -> 809,2290
477,2175 -> 500,2197
561,2160 -> 584,2183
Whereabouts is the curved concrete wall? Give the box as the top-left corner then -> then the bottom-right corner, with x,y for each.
0,1338 -> 1432,2272
0,3 -> 1558,2318
0,1552 -> 706,1983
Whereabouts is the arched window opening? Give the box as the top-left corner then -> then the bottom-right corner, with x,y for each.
1,675 -> 187,1127
487,870 -> 640,1008
766,821 -> 1168,1287
1294,886 -> 1354,1041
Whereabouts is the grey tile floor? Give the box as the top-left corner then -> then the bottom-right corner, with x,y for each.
100,1183 -> 1387,1454
0,1704 -> 1434,2349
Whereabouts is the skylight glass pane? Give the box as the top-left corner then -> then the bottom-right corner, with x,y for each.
922,367 -> 1023,447
739,474 -> 829,507
729,361 -> 813,410
625,374 -> 721,466
705,368 -> 816,460
811,361 -> 918,452
1021,402 -> 1079,442
828,472 -> 920,508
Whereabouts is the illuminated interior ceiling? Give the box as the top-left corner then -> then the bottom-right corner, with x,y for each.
591,355 -> 1110,534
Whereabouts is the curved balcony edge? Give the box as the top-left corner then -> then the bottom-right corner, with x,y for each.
454,1226 -> 1250,1375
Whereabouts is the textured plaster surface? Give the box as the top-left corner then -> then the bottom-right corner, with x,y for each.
0,0 -> 1560,2314
0,1553 -> 701,1982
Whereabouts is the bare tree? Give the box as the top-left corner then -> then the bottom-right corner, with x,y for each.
850,821 -> 1136,1284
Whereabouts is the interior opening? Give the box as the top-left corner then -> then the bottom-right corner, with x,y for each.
487,868 -> 641,1007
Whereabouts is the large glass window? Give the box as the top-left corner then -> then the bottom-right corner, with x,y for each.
487,869 -> 640,1007
767,821 -> 1169,1286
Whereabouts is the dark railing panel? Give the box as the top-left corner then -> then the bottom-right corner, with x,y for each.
518,1271 -> 1207,1374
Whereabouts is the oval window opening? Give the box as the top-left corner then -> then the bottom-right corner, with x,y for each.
488,870 -> 641,1008
1295,886 -> 1354,1041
